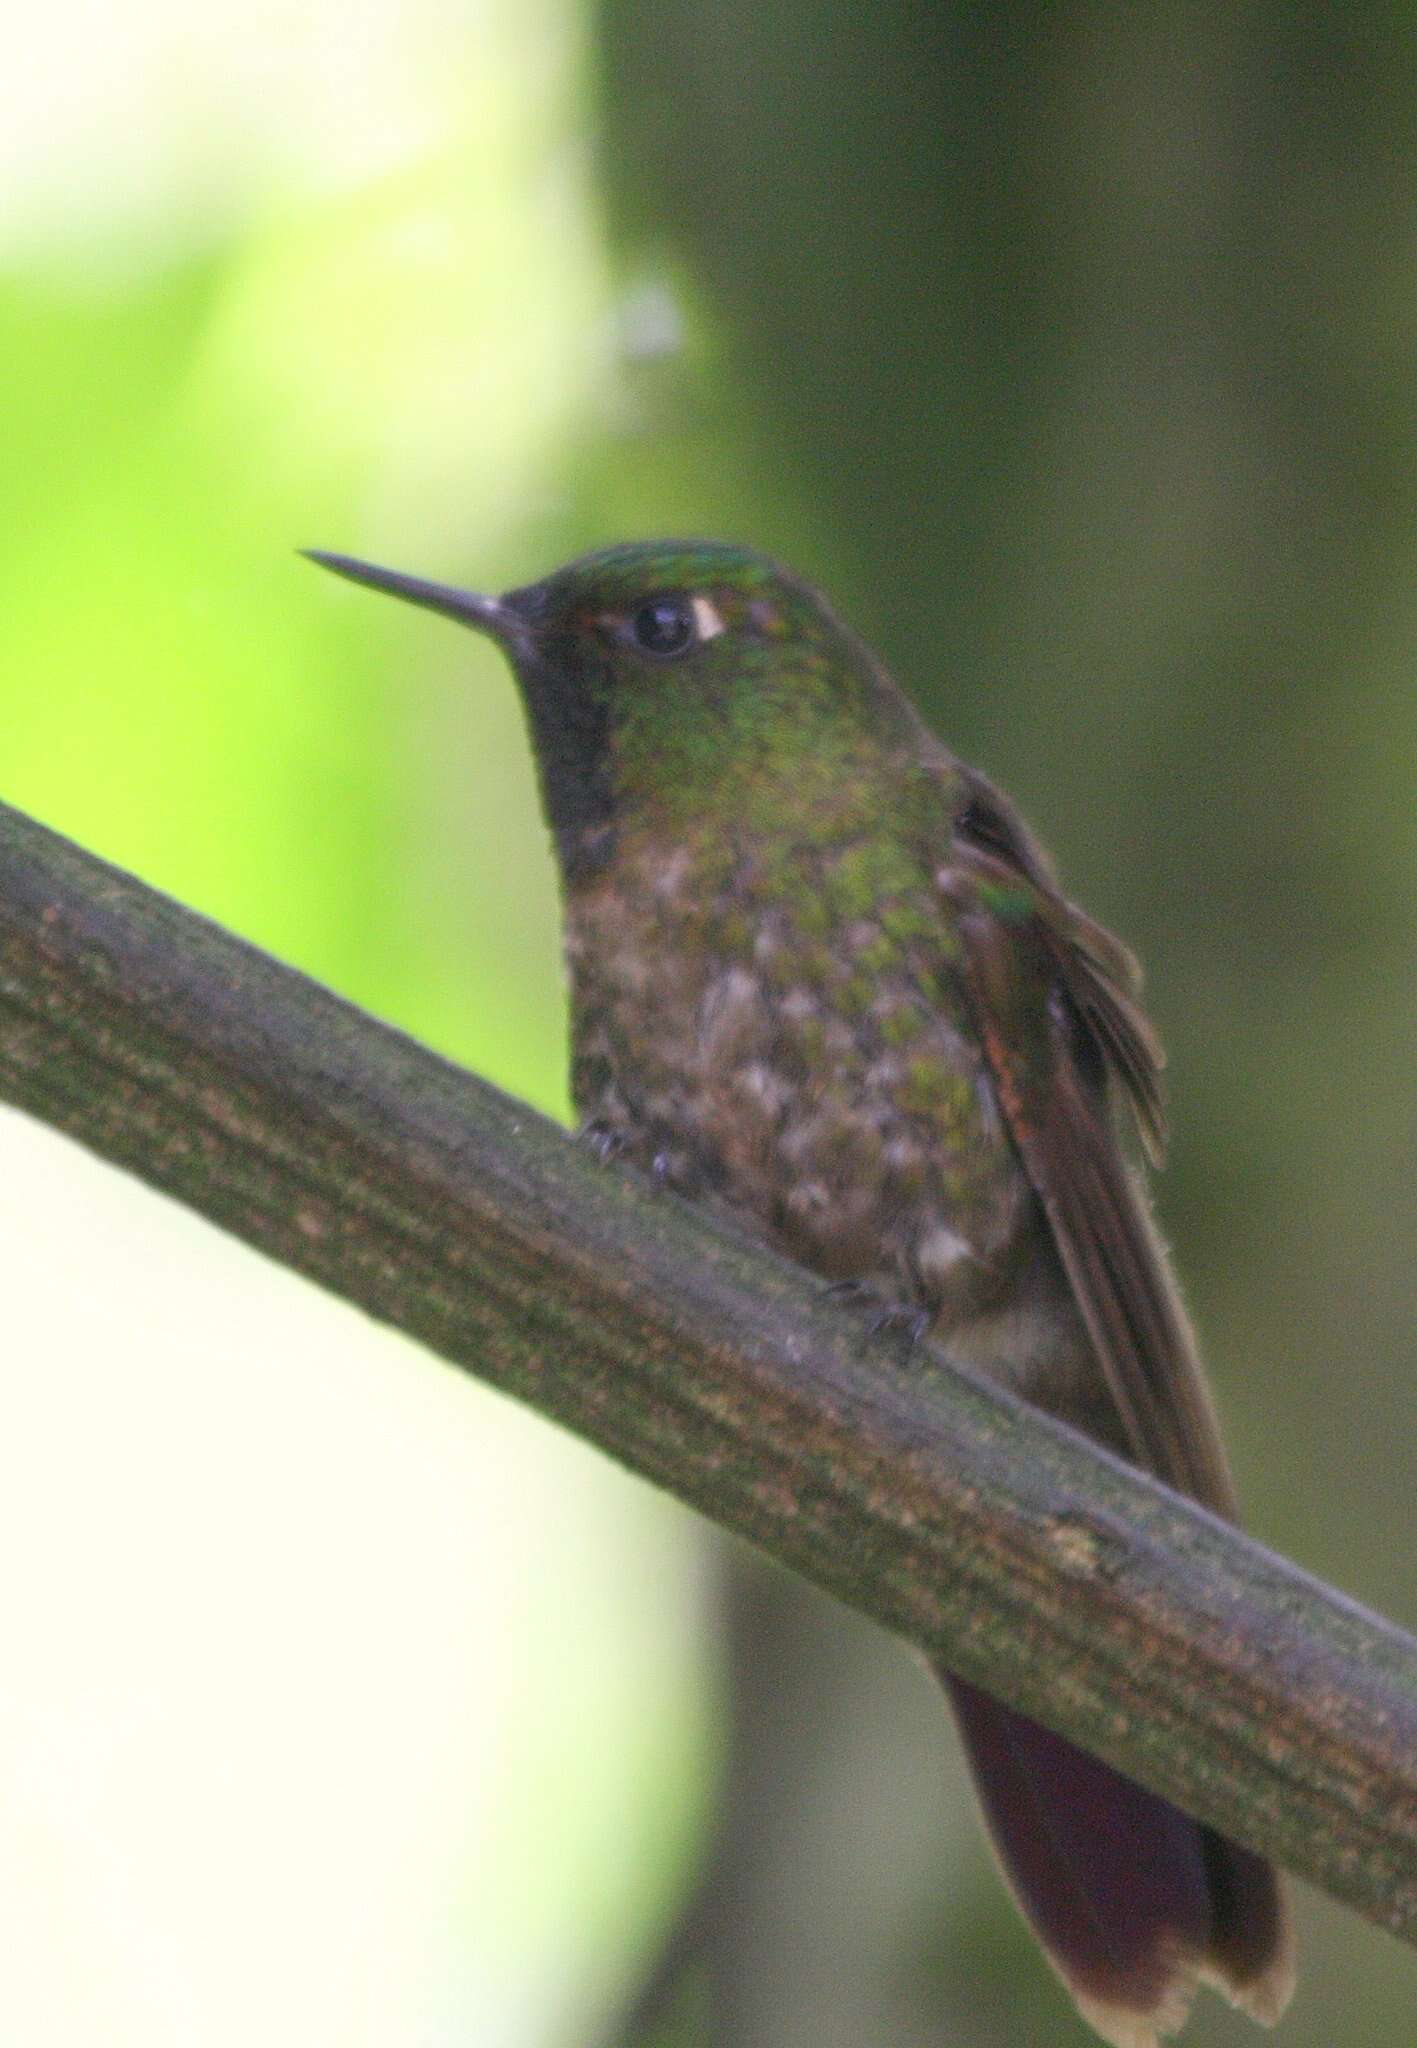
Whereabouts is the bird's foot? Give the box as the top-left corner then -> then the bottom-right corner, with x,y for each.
578,1121 -> 676,1195
867,1301 -> 931,1352
579,1119 -> 627,1166
822,1278 -> 931,1354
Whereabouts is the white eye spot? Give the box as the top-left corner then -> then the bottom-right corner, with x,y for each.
690,594 -> 726,642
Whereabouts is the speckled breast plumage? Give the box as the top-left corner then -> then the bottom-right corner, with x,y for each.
565,822 -> 1039,1337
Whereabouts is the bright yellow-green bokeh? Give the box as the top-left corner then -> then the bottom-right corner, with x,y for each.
0,4 -> 771,2043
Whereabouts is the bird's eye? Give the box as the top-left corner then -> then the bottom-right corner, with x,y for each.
630,595 -> 696,657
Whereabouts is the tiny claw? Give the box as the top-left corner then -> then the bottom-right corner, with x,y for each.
866,1303 -> 932,1353
579,1121 -> 626,1165
823,1277 -> 931,1354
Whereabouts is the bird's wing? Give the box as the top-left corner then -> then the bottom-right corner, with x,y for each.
939,769 -> 1236,1514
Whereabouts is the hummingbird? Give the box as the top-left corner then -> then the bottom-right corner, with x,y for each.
305,538 -> 1296,2046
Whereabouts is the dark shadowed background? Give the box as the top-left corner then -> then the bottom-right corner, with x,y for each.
1,5 -> 1412,2043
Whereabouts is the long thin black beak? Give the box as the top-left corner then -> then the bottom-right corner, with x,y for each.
302,549 -> 518,642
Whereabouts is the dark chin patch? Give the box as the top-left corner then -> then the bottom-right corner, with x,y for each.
514,646 -> 618,878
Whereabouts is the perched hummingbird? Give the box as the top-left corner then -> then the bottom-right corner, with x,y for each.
306,539 -> 1296,2046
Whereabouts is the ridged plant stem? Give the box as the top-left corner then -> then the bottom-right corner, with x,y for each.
0,798 -> 1413,1936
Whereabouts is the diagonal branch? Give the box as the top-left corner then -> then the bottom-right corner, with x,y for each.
0,797 -> 1413,1936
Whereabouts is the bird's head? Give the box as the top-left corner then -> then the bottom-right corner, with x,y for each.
306,538 -> 916,873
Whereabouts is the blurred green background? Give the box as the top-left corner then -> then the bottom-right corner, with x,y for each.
1,4 -> 1414,2043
